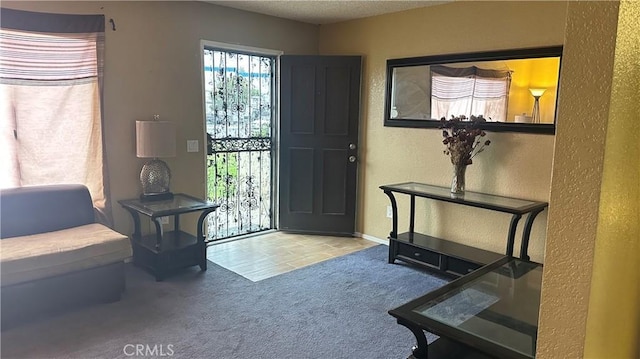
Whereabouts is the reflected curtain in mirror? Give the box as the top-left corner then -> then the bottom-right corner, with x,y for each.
431,65 -> 512,122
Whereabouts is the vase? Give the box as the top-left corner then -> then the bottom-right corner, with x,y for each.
451,162 -> 467,195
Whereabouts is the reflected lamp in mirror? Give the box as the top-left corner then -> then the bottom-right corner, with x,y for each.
136,116 -> 176,201
384,46 -> 563,134
529,88 -> 547,124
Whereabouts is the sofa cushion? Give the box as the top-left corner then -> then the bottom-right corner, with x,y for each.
0,223 -> 132,286
0,184 -> 95,238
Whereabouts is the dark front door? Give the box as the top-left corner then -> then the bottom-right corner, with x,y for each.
279,55 -> 361,235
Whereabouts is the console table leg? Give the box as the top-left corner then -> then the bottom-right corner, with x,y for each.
383,190 -> 399,238
397,318 -> 429,359
389,239 -> 398,264
384,190 -> 400,265
520,208 -> 544,261
409,195 -> 415,234
505,214 -> 522,257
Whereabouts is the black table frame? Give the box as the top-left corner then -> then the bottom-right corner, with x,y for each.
389,256 -> 541,359
119,194 -> 218,281
380,182 -> 548,261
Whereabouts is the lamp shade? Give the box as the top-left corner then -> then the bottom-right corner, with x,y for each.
136,120 -> 176,158
529,88 -> 547,97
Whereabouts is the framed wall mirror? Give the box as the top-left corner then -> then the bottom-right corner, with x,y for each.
384,46 -> 563,134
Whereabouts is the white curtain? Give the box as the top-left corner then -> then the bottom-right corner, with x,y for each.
431,65 -> 511,122
0,9 -> 112,226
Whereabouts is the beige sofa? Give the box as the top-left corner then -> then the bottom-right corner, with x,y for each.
0,184 -> 132,328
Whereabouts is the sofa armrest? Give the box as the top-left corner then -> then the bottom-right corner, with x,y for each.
1,184 -> 95,239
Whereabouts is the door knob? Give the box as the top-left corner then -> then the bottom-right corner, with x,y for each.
348,156 -> 356,163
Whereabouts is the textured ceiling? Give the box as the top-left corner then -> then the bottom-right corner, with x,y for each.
205,1 -> 449,25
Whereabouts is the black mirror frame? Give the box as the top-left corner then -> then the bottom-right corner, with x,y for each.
383,46 -> 563,135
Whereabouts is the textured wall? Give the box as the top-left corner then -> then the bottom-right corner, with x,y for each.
583,1 -> 640,357
318,1 -> 568,262
1,1 -> 319,236
536,2 -> 620,358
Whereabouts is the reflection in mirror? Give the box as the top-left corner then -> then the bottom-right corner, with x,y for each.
390,65 -> 432,120
385,47 -> 563,134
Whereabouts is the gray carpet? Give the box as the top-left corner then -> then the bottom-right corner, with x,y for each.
1,245 -> 448,359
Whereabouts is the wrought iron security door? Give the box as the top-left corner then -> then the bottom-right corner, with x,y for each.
203,48 -> 275,241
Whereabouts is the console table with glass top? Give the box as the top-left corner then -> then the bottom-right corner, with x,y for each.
119,194 -> 218,281
379,182 -> 548,277
389,256 -> 543,359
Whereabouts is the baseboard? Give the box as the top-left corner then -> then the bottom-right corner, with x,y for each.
355,232 -> 388,245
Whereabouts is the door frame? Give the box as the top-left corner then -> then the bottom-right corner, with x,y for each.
200,44 -> 362,237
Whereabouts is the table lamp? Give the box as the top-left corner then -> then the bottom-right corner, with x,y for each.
529,88 -> 546,124
136,115 -> 176,201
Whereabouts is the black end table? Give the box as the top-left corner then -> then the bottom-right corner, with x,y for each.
119,194 -> 218,281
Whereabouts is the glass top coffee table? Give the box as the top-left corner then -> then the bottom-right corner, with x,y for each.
389,257 -> 542,359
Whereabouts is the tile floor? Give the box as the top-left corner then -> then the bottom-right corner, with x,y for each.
206,231 -> 379,282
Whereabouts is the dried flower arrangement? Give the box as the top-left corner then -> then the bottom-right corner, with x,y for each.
440,115 -> 491,166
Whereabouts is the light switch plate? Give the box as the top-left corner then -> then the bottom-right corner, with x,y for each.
187,140 -> 199,153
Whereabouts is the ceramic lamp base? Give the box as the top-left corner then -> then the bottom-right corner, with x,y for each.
140,159 -> 172,200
